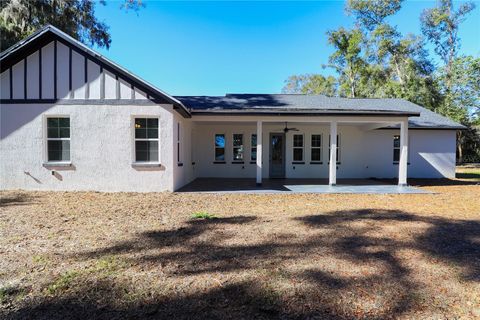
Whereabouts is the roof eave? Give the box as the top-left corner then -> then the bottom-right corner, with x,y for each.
190,110 -> 420,117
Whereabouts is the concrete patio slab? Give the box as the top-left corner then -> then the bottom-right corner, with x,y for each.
176,178 -> 432,194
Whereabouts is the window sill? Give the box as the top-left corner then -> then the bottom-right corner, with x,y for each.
131,162 -> 162,168
292,161 -> 305,165
231,161 -> 245,164
177,163 -> 184,167
43,162 -> 72,168
310,162 -> 323,165
327,162 -> 341,165
393,162 -> 411,165
250,161 -> 258,164
213,161 -> 226,164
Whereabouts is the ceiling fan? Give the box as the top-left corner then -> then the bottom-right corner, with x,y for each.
281,122 -> 299,133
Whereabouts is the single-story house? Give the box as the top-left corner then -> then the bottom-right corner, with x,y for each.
0,25 -> 464,192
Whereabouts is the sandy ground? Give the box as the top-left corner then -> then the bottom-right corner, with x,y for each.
0,179 -> 479,319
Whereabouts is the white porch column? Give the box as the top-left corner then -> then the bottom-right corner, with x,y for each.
398,119 -> 409,186
256,120 -> 263,185
329,121 -> 337,186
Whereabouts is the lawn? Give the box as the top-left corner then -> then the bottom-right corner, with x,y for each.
1,180 -> 479,319
456,164 -> 480,181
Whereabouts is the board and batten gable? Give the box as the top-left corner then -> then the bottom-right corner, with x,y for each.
0,36 -> 186,192
0,40 -> 154,102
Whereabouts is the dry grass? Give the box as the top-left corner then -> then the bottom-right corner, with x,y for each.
0,179 -> 479,319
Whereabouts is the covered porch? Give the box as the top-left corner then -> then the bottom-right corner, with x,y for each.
188,115 -> 411,189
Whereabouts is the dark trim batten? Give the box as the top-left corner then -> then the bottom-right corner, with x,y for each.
130,84 -> 134,99
23,58 -> 27,99
115,75 -> 120,99
9,68 -> 12,99
38,48 -> 42,99
100,66 -> 105,100
68,47 -> 73,98
84,56 -> 89,99
53,41 -> 57,99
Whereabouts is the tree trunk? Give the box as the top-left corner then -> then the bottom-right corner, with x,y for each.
457,131 -> 464,164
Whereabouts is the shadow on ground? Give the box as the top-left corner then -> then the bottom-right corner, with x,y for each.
4,210 -> 480,319
0,193 -> 36,207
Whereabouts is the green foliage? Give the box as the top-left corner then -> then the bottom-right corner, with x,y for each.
326,27 -> 365,97
346,0 -> 404,30
0,285 -> 25,304
191,212 -> 217,220
436,56 -> 480,122
421,0 -> 476,68
0,0 -> 144,52
283,74 -> 337,96
283,0 -> 479,162
46,270 -> 79,295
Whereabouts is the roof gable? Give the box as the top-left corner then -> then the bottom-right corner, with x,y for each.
0,25 -> 190,117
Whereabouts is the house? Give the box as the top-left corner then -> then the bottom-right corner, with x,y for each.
0,25 -> 464,192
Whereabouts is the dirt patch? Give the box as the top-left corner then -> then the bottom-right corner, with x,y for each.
0,182 -> 479,319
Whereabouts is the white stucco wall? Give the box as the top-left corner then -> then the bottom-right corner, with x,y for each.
0,103 -> 176,192
172,114 -> 196,191
191,122 -> 457,180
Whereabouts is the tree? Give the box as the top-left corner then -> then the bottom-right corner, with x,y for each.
282,74 -> 337,96
436,56 -> 480,121
325,28 -> 365,98
0,0 -> 144,51
421,0 -> 476,95
346,0 -> 404,31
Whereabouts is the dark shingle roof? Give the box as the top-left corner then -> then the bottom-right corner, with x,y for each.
175,94 -> 464,129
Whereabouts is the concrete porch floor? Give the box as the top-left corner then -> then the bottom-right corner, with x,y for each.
176,178 -> 431,194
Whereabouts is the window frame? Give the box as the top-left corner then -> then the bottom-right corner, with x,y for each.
214,133 -> 226,162
177,122 -> 182,165
44,115 -> 71,164
251,134 -> 257,162
232,133 -> 244,162
310,134 -> 322,163
292,134 -> 304,163
328,134 -> 341,164
132,116 -> 160,164
393,135 -> 400,163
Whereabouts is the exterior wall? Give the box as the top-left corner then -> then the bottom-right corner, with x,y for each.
192,122 -> 457,180
172,114 -> 196,191
0,103 -> 176,192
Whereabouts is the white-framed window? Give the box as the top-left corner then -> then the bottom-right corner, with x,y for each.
214,134 -> 225,161
393,135 -> 400,163
251,134 -> 257,161
328,134 -> 340,163
311,134 -> 322,162
46,117 -> 71,162
177,122 -> 181,164
293,134 -> 304,162
134,118 -> 159,162
233,133 -> 244,161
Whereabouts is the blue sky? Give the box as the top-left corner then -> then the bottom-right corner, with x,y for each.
95,1 -> 480,96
